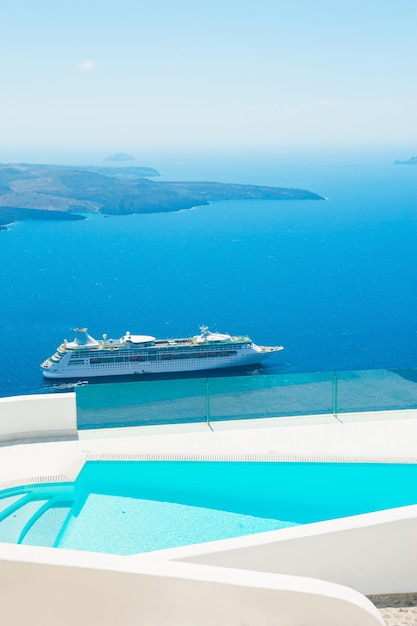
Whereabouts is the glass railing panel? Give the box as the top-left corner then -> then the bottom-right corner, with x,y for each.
76,378 -> 208,429
75,368 -> 417,430
334,368 -> 417,414
207,373 -> 335,422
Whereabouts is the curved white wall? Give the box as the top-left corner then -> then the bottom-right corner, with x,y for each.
0,543 -> 384,626
0,393 -> 77,443
170,504 -> 417,596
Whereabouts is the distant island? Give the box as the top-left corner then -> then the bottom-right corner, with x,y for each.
0,162 -> 324,228
394,156 -> 417,165
104,152 -> 136,162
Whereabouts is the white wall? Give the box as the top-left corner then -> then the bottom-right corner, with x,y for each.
0,543 -> 384,626
0,393 -> 77,443
171,504 -> 417,596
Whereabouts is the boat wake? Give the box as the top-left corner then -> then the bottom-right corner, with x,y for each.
46,380 -> 89,391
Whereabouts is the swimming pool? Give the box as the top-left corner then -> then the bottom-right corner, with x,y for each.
1,461 -> 416,555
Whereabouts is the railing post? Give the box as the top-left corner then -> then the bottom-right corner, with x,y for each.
206,379 -> 211,427
332,372 -> 338,417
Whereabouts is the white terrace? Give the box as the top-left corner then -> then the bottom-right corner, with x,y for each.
1,391 -> 417,626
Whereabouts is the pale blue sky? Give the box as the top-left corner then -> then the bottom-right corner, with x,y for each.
0,0 -> 415,162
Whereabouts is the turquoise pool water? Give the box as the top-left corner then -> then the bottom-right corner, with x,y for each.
58,495 -> 294,554
1,461 -> 417,555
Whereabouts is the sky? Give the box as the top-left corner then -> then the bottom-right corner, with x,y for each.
0,0 -> 416,163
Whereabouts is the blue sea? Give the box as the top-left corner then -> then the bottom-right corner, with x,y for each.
0,151 -> 416,398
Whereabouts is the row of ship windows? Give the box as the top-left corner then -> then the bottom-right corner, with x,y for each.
68,351 -> 238,365
67,344 -> 244,360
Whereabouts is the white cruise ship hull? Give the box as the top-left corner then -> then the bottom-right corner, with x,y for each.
41,327 -> 283,379
42,348 -> 277,379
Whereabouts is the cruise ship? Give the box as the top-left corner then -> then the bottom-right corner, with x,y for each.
41,326 -> 284,379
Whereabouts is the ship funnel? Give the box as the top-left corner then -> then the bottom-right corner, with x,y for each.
69,328 -> 99,347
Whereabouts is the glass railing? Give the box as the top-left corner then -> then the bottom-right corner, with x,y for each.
75,367 -> 417,430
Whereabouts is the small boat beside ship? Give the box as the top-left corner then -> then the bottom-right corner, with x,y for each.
41,326 -> 283,379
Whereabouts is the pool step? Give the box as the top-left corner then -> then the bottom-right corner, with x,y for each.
0,498 -> 49,543
0,493 -> 27,517
0,486 -> 75,547
20,504 -> 73,547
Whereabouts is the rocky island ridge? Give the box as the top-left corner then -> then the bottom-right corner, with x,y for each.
0,162 -> 324,228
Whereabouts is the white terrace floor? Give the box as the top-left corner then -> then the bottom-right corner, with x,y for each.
1,408 -> 417,487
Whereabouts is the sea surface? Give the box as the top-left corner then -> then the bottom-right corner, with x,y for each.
0,152 -> 416,398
